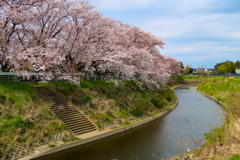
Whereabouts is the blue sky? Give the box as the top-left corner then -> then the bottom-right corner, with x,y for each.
90,0 -> 240,68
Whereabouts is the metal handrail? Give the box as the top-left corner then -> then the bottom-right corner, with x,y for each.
0,72 -> 132,82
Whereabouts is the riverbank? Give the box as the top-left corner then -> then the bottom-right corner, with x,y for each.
167,76 -> 205,89
172,77 -> 240,160
33,81 -> 225,160
0,83 -> 76,160
0,80 -> 181,160
30,98 -> 178,159
21,81 -> 197,160
27,83 -> 184,159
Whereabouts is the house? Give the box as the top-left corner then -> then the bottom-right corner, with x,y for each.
192,68 -> 197,73
207,69 -> 218,74
196,68 -> 218,75
236,69 -> 240,74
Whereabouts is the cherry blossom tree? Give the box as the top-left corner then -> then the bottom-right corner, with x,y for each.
0,0 -> 182,88
0,0 -> 41,71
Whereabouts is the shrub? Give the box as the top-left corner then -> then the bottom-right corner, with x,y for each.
204,125 -> 227,143
96,121 -> 102,129
166,96 -> 172,102
48,143 -> 56,148
84,95 -> 93,102
151,99 -> 167,108
131,105 -> 143,116
0,95 -> 6,104
122,121 -> 130,126
101,113 -> 114,121
119,109 -> 128,118
62,137 -> 81,142
124,81 -> 138,91
9,116 -> 32,129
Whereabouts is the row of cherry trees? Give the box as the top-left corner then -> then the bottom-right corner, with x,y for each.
0,0 -> 182,88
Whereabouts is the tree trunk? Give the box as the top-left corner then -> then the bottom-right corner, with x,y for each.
1,62 -> 11,72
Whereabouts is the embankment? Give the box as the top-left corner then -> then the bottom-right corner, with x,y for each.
31,79 -> 204,159
172,77 -> 240,160
0,80 -> 181,160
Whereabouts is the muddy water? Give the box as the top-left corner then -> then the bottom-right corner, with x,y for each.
37,86 -> 224,160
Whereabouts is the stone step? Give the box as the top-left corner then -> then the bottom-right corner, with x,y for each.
71,125 -> 95,132
64,121 -> 92,127
54,112 -> 83,118
68,123 -> 94,129
73,128 -> 96,135
61,119 -> 90,125
59,117 -> 88,122
57,114 -> 86,120
30,86 -> 96,135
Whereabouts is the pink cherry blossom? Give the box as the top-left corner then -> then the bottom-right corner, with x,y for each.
0,0 -> 182,88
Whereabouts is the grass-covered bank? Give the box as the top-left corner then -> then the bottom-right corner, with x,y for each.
0,82 -> 75,159
168,76 -> 207,87
47,80 -> 177,130
0,80 -> 177,159
172,77 -> 240,160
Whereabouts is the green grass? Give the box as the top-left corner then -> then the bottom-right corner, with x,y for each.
229,154 -> 240,160
189,77 -> 240,159
62,136 -> 81,142
0,82 -> 73,159
169,75 -> 209,84
0,80 -> 177,159
197,77 -> 240,143
49,80 -> 176,129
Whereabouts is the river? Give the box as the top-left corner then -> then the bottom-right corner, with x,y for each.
37,85 -> 224,160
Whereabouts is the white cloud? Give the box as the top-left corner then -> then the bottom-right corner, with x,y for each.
162,41 -> 240,55
144,13 -> 240,40
176,0 -> 218,13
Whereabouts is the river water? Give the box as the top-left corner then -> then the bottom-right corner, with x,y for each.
38,86 -> 224,160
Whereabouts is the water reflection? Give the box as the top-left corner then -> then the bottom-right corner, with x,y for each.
37,86 -> 223,160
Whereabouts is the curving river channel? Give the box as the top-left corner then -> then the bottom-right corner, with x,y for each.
38,86 -> 224,160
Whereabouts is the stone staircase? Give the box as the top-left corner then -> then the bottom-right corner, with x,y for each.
30,86 -> 96,135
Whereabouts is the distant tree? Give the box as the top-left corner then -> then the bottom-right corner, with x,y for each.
217,61 -> 235,74
229,61 -> 236,73
180,62 -> 184,73
189,67 -> 193,74
180,62 -> 184,69
234,60 -> 240,69
184,65 -> 190,75
196,68 -> 204,75
217,65 -> 228,74
214,62 -> 223,72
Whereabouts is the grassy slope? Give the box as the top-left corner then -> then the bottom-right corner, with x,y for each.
169,76 -> 208,84
50,80 -> 177,130
0,82 -> 73,159
0,80 -> 176,159
175,77 -> 240,160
